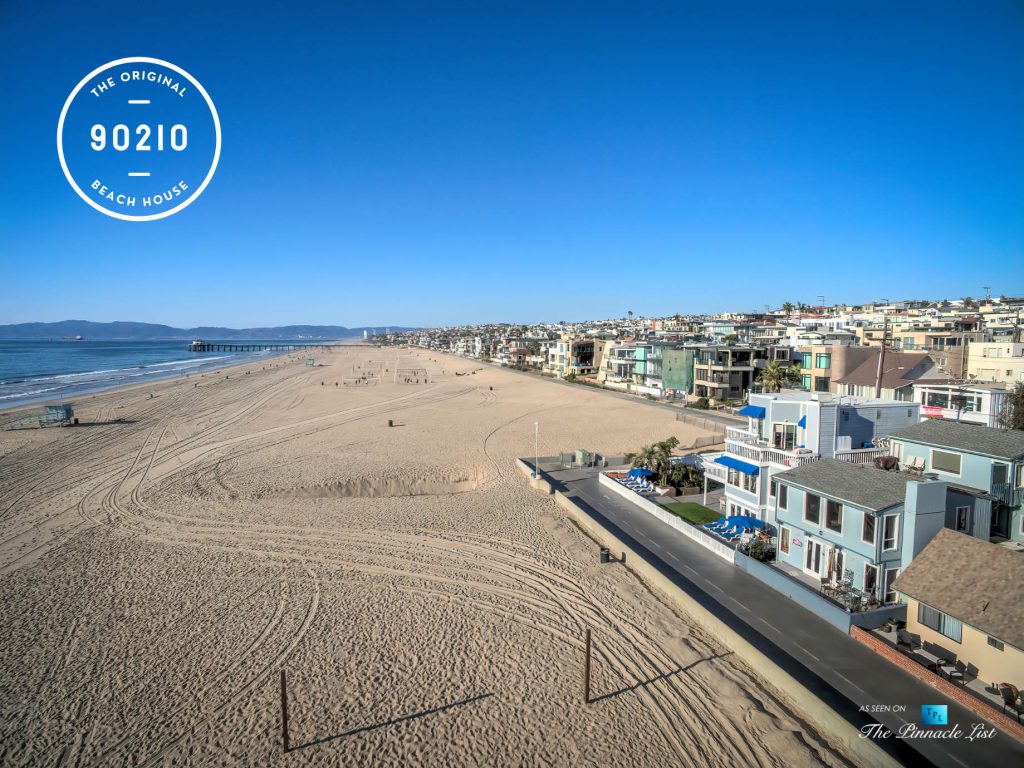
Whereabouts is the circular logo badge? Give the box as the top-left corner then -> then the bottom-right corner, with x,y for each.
57,57 -> 221,221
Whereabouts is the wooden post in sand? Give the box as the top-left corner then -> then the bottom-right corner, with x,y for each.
583,628 -> 592,704
280,669 -> 290,752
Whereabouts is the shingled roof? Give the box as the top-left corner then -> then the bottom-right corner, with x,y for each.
890,419 -> 1024,460
833,351 -> 936,390
892,529 -> 1024,651
773,459 -> 910,511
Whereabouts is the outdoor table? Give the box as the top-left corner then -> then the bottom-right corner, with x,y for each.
914,648 -> 943,670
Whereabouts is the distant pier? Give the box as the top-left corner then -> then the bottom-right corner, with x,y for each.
187,340 -> 374,353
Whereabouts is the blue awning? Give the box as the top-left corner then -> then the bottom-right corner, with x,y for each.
738,405 -> 766,419
797,415 -> 806,428
714,456 -> 760,476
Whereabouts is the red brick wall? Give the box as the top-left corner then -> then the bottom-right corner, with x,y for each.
850,626 -> 1024,742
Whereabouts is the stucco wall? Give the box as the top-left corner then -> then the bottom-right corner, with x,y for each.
903,598 -> 1024,687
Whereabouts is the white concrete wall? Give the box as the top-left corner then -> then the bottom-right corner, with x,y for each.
598,473 -> 736,562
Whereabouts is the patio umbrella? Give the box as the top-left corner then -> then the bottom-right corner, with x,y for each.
731,515 -> 765,529
632,468 -> 655,478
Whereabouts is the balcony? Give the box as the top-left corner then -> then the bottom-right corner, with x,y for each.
992,482 -> 1024,508
834,447 -> 887,464
703,457 -> 728,483
695,371 -> 732,386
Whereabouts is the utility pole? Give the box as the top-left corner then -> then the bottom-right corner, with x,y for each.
874,315 -> 889,399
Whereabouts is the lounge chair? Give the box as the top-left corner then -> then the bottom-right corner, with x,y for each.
998,684 -> 1024,723
897,630 -> 922,653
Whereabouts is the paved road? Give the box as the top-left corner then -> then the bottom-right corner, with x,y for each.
481,361 -> 745,429
552,471 -> 1024,768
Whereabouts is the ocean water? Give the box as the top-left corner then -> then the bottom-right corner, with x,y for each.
0,340 -> 298,410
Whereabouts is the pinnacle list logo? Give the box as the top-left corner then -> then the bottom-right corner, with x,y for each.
921,705 -> 948,726
57,57 -> 221,221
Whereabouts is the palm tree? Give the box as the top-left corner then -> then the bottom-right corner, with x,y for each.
782,301 -> 794,314
626,436 -> 680,485
627,310 -> 634,322
759,361 -> 800,393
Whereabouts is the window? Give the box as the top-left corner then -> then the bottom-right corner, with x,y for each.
1017,464 -> 1024,489
926,392 -> 950,408
884,567 -> 901,605
769,480 -> 777,498
883,515 -> 899,551
805,493 -> 821,525
955,506 -> 969,532
778,484 -> 788,510
801,374 -> 812,390
825,499 -> 842,533
814,376 -> 830,392
907,408 -> 913,418
988,637 -> 1005,652
918,602 -> 962,643
862,513 -> 876,545
930,449 -> 961,475
815,353 -> 832,369
864,563 -> 878,595
993,464 -> 1008,485
772,423 -> 797,450
780,526 -> 791,554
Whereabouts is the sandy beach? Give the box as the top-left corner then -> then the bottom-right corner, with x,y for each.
0,345 -> 856,766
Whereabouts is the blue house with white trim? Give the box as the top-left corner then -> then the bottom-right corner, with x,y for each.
887,420 -> 1024,543
773,459 -> 947,606
703,391 -> 920,528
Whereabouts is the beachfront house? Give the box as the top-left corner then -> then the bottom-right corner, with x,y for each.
702,392 -> 920,526
772,460 -> 947,607
833,350 -> 939,401
691,345 -> 764,404
892,529 -> 1024,689
911,381 -> 1009,427
887,420 -> 1024,543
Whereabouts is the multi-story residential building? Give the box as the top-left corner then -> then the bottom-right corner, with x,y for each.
703,391 -> 920,525
748,324 -> 790,347
773,459 -> 947,607
661,346 -> 697,398
887,420 -> 1024,543
791,345 -> 873,393
547,335 -> 600,378
912,381 -> 1009,428
893,529 -> 1024,688
691,345 -> 763,403
967,341 -> 1024,385
832,350 -> 938,401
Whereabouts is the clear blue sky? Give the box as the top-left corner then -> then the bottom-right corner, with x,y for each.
2,1 -> 1022,327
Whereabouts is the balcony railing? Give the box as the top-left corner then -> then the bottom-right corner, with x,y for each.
992,482 -> 1024,508
724,428 -> 887,469
726,426 -> 758,443
834,447 -> 887,464
703,459 -> 728,482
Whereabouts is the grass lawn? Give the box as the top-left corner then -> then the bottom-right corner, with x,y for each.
661,501 -> 720,526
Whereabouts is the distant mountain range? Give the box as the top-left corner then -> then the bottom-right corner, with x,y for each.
0,321 -> 416,341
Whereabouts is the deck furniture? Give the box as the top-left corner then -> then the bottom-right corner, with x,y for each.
998,684 -> 1024,723
897,630 -> 922,653
940,660 -> 966,686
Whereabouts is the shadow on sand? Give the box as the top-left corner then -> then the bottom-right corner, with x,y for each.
290,692 -> 494,751
589,652 -> 732,703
